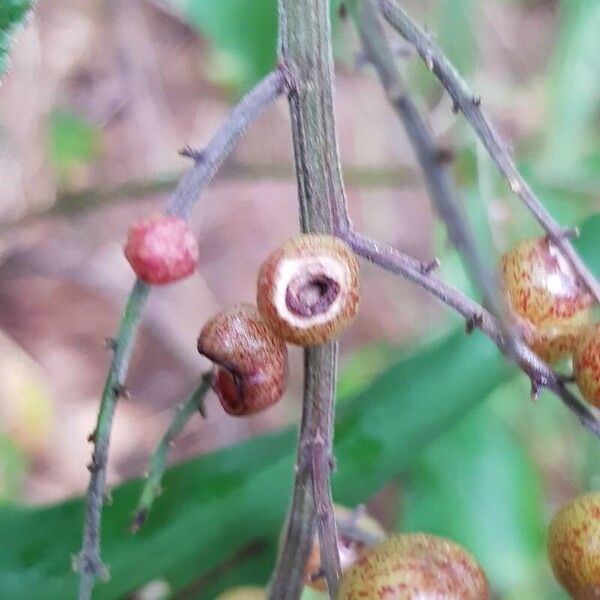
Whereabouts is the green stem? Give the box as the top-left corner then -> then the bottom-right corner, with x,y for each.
76,279 -> 149,599
269,0 -> 344,598
131,372 -> 212,533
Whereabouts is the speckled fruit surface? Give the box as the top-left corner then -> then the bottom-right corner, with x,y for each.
304,505 -> 386,592
197,304 -> 288,416
124,214 -> 198,284
574,324 -> 600,409
500,237 -> 593,363
257,234 -> 360,346
548,492 -> 600,599
337,533 -> 489,600
215,587 -> 266,600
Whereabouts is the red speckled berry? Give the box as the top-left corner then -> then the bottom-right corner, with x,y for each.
548,492 -> 600,599
124,214 -> 198,284
197,304 -> 288,416
257,234 -> 360,346
500,236 -> 593,363
337,533 -> 489,600
574,324 -> 600,409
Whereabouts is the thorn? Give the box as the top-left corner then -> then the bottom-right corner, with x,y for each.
530,380 -> 541,402
104,337 -> 117,351
559,226 -> 579,240
338,2 -> 347,18
328,454 -> 337,472
178,145 -> 203,161
421,258 -> 440,275
451,99 -> 460,114
87,461 -> 97,474
87,430 -> 96,443
465,313 -> 484,334
472,95 -> 482,107
434,146 -> 455,164
508,178 -> 522,194
130,509 -> 148,534
113,383 -> 131,400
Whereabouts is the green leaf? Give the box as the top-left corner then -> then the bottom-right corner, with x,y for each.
436,0 -> 477,75
168,0 -> 341,93
541,1 -> 600,177
573,214 -> 600,281
0,435 -> 26,504
401,402 -> 545,594
49,109 -> 101,174
0,0 -> 30,77
0,330 -> 512,599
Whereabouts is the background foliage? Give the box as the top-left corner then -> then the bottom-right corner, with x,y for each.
0,1 -> 599,599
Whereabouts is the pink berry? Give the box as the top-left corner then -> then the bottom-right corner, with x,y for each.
124,215 -> 198,284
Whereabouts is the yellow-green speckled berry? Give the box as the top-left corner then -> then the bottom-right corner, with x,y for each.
548,492 -> 600,599
500,236 -> 593,363
215,587 -> 266,600
337,533 -> 489,600
573,324 -> 600,409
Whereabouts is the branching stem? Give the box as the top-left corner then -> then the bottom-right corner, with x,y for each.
76,70 -> 285,600
377,0 -> 600,305
268,0 -> 345,598
131,372 -> 212,533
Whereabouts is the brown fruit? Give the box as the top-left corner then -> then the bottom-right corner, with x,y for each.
573,324 -> 600,409
197,304 -> 288,416
500,236 -> 593,363
337,533 -> 490,600
257,234 -> 360,346
548,492 -> 600,599
304,505 -> 386,592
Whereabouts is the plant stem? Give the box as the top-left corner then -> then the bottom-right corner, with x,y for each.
131,372 -> 212,533
268,0 -> 344,597
76,69 -> 285,600
77,279 -> 149,599
377,0 -> 600,305
340,230 -> 600,436
3,165 -> 418,229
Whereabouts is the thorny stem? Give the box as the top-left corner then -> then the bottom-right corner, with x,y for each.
130,372 -> 212,533
349,0 -> 518,348
76,279 -> 149,598
76,70 -> 285,600
377,0 -> 600,305
342,229 -> 600,437
268,0 -> 345,598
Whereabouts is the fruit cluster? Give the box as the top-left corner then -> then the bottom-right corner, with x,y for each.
124,218 -> 360,416
124,221 -> 600,597
500,236 -> 599,408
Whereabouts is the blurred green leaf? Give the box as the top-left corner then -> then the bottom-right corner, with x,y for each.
0,435 -> 26,504
541,0 -> 600,177
0,1 -> 30,78
573,214 -> 600,281
436,0 -> 476,75
49,109 -> 101,174
401,402 -> 545,595
0,330 -> 511,599
169,0 -> 341,93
